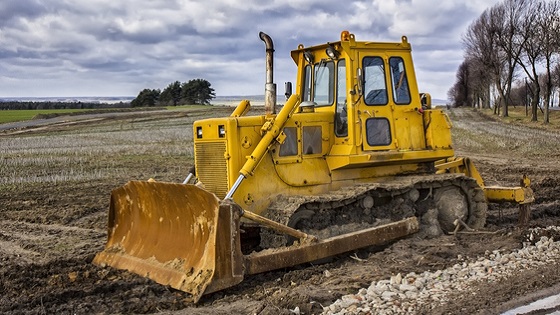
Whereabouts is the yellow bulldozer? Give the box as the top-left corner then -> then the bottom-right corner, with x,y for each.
94,31 -> 534,302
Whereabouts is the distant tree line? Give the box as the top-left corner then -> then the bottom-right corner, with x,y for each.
448,0 -> 560,123
0,101 -> 130,110
131,79 -> 216,107
0,78 -> 216,110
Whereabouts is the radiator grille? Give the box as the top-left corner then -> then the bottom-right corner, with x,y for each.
195,141 -> 228,199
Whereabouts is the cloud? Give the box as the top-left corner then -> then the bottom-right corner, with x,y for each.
0,1 -> 47,27
0,0 -> 499,99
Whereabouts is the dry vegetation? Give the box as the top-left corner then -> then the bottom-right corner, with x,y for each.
0,111 -> 226,186
1,106 -> 560,314
449,106 -> 560,157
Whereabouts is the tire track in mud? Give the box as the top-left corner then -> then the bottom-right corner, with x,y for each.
0,257 -> 191,315
0,220 -> 104,265
0,219 -> 195,315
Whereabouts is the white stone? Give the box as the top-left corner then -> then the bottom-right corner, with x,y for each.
399,284 -> 418,292
390,273 -> 402,285
381,291 -> 398,301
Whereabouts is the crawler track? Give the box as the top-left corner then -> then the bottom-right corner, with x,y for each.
260,174 -> 487,247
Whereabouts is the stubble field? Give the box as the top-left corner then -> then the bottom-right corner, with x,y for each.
1,106 -> 560,314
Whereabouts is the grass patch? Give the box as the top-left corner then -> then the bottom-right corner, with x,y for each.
0,107 -> 183,124
165,104 -> 211,110
0,105 -> 233,124
0,109 -> 98,123
478,106 -> 560,130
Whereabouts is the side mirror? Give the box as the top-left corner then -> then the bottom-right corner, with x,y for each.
284,82 -> 292,100
420,93 -> 432,109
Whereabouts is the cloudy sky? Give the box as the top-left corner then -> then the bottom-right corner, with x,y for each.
0,0 -> 500,100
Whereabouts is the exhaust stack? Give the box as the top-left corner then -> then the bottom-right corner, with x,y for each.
259,32 -> 276,114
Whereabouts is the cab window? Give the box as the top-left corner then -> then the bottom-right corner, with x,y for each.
363,57 -> 388,105
389,57 -> 411,104
313,61 -> 334,105
366,118 -> 391,146
302,65 -> 312,102
302,126 -> 322,155
335,59 -> 347,136
279,127 -> 298,156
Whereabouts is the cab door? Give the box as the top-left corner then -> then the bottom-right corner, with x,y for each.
358,53 -> 425,152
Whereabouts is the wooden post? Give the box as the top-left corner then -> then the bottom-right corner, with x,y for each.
518,204 -> 531,227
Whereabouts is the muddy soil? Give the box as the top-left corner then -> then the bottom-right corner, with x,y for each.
1,107 -> 559,314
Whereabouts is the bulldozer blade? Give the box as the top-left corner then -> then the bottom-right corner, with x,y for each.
93,181 -> 244,303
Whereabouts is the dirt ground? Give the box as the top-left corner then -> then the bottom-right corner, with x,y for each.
1,107 -> 559,315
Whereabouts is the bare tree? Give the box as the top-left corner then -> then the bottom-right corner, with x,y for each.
519,0 -> 560,124
463,9 -> 504,113
553,63 -> 560,108
537,0 -> 560,123
456,0 -> 560,123
539,73 -> 552,107
462,1 -> 528,116
468,57 -> 493,108
514,0 -> 551,122
510,79 -> 529,107
447,56 -> 493,108
448,60 -> 472,107
492,0 -> 530,117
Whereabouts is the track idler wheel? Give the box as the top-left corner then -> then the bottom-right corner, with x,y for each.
434,186 -> 469,232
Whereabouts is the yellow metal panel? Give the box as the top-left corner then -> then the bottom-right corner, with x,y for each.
394,113 -> 425,150
394,117 -> 411,149
329,143 -> 356,156
435,157 -> 485,188
273,158 -> 332,186
231,154 -> 309,215
424,110 -> 452,150
326,148 -> 454,170
330,163 -> 421,182
484,186 -> 535,204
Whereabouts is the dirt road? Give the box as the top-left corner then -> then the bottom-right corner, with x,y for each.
0,107 -> 559,314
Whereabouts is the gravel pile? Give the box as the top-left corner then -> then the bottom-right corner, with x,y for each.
323,227 -> 560,315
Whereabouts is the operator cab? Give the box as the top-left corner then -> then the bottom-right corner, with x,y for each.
287,42 -> 349,138
289,31 -> 426,154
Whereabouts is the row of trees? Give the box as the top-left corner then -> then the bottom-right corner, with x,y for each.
131,79 -> 215,107
448,0 -> 560,123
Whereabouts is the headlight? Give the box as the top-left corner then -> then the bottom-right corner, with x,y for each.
218,125 -> 225,138
326,45 -> 340,60
196,126 -> 203,138
303,51 -> 314,64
